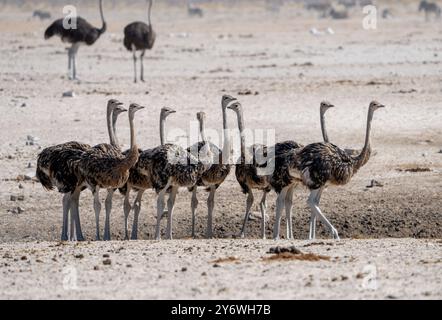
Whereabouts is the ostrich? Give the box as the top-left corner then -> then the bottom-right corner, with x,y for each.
123,0 -> 156,83
79,102 -> 143,241
227,102 -> 303,239
419,1 -> 441,21
272,101 -> 385,240
44,0 -> 106,80
35,101 -> 126,241
188,2 -> 204,17
150,112 -> 212,240
187,95 -> 237,238
121,107 -> 176,240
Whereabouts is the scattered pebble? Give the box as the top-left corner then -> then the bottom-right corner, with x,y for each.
181,267 -> 187,272
75,254 -> 84,259
103,254 -> 110,258
103,258 -> 112,265
10,195 -> 17,201
93,266 -> 99,271
366,179 -> 384,188
268,246 -> 301,255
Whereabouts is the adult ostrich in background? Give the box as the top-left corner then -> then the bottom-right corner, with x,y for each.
121,107 -> 176,240
187,95 -> 237,239
124,0 -> 156,83
79,102 -> 144,241
272,101 -> 385,240
44,0 -> 106,80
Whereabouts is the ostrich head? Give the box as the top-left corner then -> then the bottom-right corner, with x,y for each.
107,99 -> 124,110
227,101 -> 242,113
196,111 -> 206,122
320,101 -> 335,113
114,105 -> 127,116
369,101 -> 385,112
128,103 -> 145,118
160,107 -> 176,119
221,95 -> 237,109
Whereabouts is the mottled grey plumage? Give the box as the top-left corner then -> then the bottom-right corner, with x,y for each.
44,0 -> 106,80
187,95 -> 237,238
79,102 -> 143,241
123,0 -> 156,83
419,0 -> 441,21
272,101 -> 385,240
120,107 -> 175,240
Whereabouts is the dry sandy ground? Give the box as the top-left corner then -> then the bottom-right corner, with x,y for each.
0,1 -> 441,299
0,239 -> 441,300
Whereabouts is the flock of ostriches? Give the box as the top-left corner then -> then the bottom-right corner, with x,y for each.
37,97 -> 384,242
38,0 -> 385,241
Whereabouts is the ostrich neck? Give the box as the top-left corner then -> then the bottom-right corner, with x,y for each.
353,109 -> 374,170
320,109 -> 329,143
160,115 -> 167,146
236,109 -> 246,164
148,0 -> 152,25
106,106 -> 116,147
222,107 -> 230,158
111,112 -> 120,147
99,0 -> 106,33
129,113 -> 136,150
199,118 -> 207,143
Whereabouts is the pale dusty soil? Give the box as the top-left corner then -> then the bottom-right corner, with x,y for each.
0,1 -> 441,299
0,239 -> 441,300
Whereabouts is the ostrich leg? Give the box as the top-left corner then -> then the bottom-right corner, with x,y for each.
67,48 -> 73,80
123,187 -> 132,240
61,194 -> 70,241
104,189 -> 114,241
132,47 -> 137,83
308,188 -> 322,240
155,182 -> 169,240
166,186 -> 178,240
140,50 -> 146,82
206,186 -> 216,239
259,191 -> 267,239
307,188 -> 339,240
191,188 -> 198,238
239,192 -> 254,238
285,185 -> 295,240
131,190 -> 145,240
273,187 -> 288,240
70,188 -> 84,241
71,44 -> 80,80
93,189 -> 101,241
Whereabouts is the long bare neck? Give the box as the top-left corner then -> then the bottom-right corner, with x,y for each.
222,106 -> 230,158
112,112 -> 120,147
320,109 -> 329,143
236,109 -> 246,164
129,112 -> 137,150
106,106 -> 117,147
160,114 -> 167,146
353,108 -> 374,170
147,0 -> 152,26
98,0 -> 106,34
199,118 -> 207,143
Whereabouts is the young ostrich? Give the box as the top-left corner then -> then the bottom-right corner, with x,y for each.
44,0 -> 106,80
187,95 -> 237,238
67,101 -> 127,239
227,102 -> 303,239
272,101 -> 385,240
35,101 -> 126,241
124,0 -> 156,83
150,112 -> 212,240
79,102 -> 144,241
121,107 -> 176,240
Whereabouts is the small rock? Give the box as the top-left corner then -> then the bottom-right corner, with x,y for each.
126,264 -> 132,268
201,272 -> 207,276
18,184 -> 24,189
103,258 -> 112,265
21,256 -> 27,261
62,91 -> 76,98
213,263 -> 221,268
20,103 -> 27,108
75,254 -> 84,259
181,267 -> 187,272
103,254 -> 110,258
10,195 -> 17,202
17,195 -> 25,201
27,163 -> 33,168
93,266 -> 99,271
